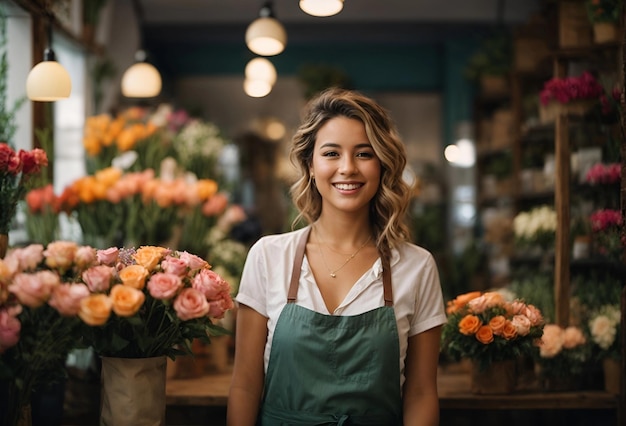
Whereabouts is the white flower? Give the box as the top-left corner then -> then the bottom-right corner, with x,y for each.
589,305 -> 620,350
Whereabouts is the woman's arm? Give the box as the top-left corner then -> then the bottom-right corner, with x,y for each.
402,325 -> 442,426
227,304 -> 268,426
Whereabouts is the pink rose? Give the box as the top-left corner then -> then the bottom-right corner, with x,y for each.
12,244 -> 44,270
75,246 -> 98,269
173,288 -> 209,321
49,283 -> 90,316
523,304 -> 544,327
147,273 -> 183,300
44,241 -> 78,270
192,269 -> 230,300
539,324 -> 564,358
207,292 -> 234,319
97,247 -> 119,266
161,256 -> 189,277
178,251 -> 208,270
468,292 -> 502,314
8,271 -> 60,308
82,265 -> 116,292
0,309 -> 21,353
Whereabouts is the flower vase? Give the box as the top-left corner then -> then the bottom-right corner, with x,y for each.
0,233 -> 7,258
603,358 -> 621,394
470,359 -> 516,394
100,356 -> 167,426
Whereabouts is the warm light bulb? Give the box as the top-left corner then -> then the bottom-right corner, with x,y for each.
244,79 -> 272,98
121,62 -> 162,98
299,0 -> 344,17
245,17 -> 287,56
26,60 -> 72,101
245,57 -> 277,85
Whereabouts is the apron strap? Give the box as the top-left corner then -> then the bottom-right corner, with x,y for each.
288,226 -> 311,303
287,226 -> 394,307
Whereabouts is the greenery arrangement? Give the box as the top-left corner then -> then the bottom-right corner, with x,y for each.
585,0 -> 622,23
464,31 -> 512,82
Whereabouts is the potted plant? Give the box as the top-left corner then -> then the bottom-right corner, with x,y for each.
441,290 -> 545,394
585,0 -> 622,43
587,304 -> 621,394
464,32 -> 512,97
539,71 -> 605,123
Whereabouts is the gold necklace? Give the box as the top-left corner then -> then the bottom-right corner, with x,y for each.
314,225 -> 372,278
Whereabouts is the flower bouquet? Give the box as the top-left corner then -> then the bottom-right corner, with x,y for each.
589,208 -> 623,261
441,291 -> 545,372
0,143 -> 48,235
588,304 -> 620,360
535,324 -> 590,391
173,119 -> 228,180
24,183 -> 60,246
539,72 -> 604,123
513,205 -> 557,255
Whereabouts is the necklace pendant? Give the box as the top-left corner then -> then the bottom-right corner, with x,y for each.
330,273 -> 337,278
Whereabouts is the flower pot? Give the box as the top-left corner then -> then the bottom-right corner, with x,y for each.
100,356 -> 167,426
603,358 -> 621,394
539,100 -> 595,124
470,359 -> 516,394
593,22 -> 620,44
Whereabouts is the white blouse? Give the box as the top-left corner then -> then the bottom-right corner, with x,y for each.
235,226 -> 447,386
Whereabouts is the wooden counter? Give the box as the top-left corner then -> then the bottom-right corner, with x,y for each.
166,365 -> 619,411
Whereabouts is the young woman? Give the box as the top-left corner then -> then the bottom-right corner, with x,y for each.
228,88 -> 446,425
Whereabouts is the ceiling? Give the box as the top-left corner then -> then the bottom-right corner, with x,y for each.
138,0 -> 543,45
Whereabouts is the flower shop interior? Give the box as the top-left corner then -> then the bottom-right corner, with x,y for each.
1,0 -> 626,425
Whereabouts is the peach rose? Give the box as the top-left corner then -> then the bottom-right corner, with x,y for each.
82,265 -> 116,292
0,309 -> 21,353
133,246 -> 168,271
96,247 -> 119,266
539,324 -> 564,358
118,265 -> 150,290
78,294 -> 113,326
49,283 -> 90,316
192,269 -> 230,300
458,314 -> 482,335
161,256 -> 189,277
468,291 -> 504,314
147,272 -> 183,300
173,288 -> 209,321
8,271 -> 59,308
74,246 -> 98,269
563,326 -> 586,349
12,244 -> 44,270
475,325 -> 494,344
110,284 -> 145,317
511,314 -> 532,336
489,315 -> 506,336
502,321 -> 518,340
446,291 -> 481,314
44,241 -> 78,270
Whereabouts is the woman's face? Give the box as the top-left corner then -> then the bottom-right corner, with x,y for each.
310,116 -> 381,216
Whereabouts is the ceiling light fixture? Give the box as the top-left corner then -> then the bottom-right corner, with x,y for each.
121,50 -> 162,98
121,0 -> 162,98
245,1 -> 287,56
26,16 -> 71,102
245,57 -> 277,86
244,79 -> 273,98
299,0 -> 344,17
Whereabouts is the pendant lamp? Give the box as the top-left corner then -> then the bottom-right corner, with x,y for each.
26,19 -> 71,102
121,49 -> 162,98
245,57 -> 277,86
245,1 -> 286,56
299,0 -> 344,17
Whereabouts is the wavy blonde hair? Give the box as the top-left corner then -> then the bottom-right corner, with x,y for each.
289,87 -> 411,252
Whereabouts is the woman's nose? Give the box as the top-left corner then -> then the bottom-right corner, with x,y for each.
339,157 -> 357,175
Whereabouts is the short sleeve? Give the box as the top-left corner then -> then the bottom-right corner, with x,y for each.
409,253 -> 447,336
235,239 -> 268,317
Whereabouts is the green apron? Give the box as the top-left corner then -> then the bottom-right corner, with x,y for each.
258,227 -> 403,425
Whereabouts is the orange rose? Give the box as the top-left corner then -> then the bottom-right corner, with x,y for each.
133,246 -> 168,271
110,284 -> 145,317
489,315 -> 506,336
78,294 -> 112,326
118,265 -> 150,289
502,320 -> 518,340
458,314 -> 481,335
475,325 -> 494,344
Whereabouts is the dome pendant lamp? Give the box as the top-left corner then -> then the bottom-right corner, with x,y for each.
121,49 -> 162,98
299,0 -> 344,17
26,18 -> 72,102
245,1 -> 287,56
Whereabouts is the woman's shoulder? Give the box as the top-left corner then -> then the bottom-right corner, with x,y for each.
395,240 -> 434,260
250,227 -> 310,252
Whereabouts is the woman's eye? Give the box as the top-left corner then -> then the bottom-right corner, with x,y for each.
322,151 -> 339,157
356,151 -> 374,158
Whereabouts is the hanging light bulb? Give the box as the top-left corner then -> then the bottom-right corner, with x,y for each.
245,57 -> 277,86
299,0 -> 344,17
244,79 -> 272,98
121,50 -> 162,98
26,20 -> 71,102
245,1 -> 287,56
